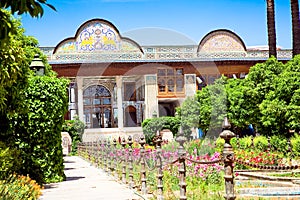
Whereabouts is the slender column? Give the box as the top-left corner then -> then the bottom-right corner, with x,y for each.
156,135 -> 164,200
139,135 -> 147,195
220,117 -> 236,200
116,76 -> 124,129
76,77 -> 84,123
144,75 -> 158,119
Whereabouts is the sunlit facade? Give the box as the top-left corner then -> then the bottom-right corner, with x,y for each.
41,19 -> 292,141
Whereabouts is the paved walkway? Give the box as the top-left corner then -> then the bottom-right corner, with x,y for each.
39,156 -> 143,200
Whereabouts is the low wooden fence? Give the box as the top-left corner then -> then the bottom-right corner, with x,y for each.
77,118 -> 300,199
78,118 -> 236,200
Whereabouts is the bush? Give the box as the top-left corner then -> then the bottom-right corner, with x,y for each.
0,174 -> 43,200
270,135 -> 288,153
253,135 -> 268,151
142,116 -> 180,145
62,115 -> 85,154
238,136 -> 253,150
291,134 -> 300,157
0,142 -> 21,180
13,76 -> 69,184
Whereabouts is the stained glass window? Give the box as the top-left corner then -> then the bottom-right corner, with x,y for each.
83,85 -> 115,128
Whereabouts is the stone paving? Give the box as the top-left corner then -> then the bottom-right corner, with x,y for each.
39,156 -> 143,200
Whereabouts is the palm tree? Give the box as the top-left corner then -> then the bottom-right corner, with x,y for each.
290,0 -> 300,56
266,0 -> 277,58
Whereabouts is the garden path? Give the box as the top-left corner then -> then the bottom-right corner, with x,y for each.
39,156 -> 142,200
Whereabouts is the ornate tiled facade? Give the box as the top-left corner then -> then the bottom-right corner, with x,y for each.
44,18 -> 292,141
41,19 -> 292,63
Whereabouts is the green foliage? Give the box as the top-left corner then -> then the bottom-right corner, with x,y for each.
0,174 -> 43,200
270,135 -> 288,152
184,138 -> 216,156
0,1 -> 56,43
196,76 -> 228,138
176,96 -> 200,137
13,76 -> 69,184
62,115 -> 85,154
0,142 -> 21,180
238,136 -> 253,149
226,78 -> 252,129
184,139 -> 204,155
260,55 -> 300,136
0,10 -> 30,115
253,135 -> 268,151
142,116 -> 180,145
291,133 -> 300,157
0,12 -> 55,143
162,140 -> 179,152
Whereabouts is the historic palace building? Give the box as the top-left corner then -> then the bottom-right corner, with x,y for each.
41,19 -> 292,140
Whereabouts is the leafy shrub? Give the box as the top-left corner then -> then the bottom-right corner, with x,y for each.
62,115 -> 85,154
270,135 -> 288,153
291,134 -> 300,157
0,142 -> 21,180
215,137 -> 225,153
0,174 -> 43,200
13,76 -> 69,184
253,135 -> 268,151
238,136 -> 253,150
142,116 -> 180,145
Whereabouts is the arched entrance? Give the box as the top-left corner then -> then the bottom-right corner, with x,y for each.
125,106 -> 137,127
83,85 -> 113,128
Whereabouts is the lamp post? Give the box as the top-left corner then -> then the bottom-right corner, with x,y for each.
30,54 -> 45,76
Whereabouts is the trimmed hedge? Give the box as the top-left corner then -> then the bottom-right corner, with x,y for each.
13,76 -> 69,184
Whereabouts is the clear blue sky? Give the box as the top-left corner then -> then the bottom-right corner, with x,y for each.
21,0 -> 293,49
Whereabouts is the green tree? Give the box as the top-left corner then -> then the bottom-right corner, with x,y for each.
0,0 -> 55,43
226,78 -> 251,131
196,76 -> 227,137
176,96 -> 200,138
0,10 -> 54,143
260,55 -> 300,135
241,57 -> 284,134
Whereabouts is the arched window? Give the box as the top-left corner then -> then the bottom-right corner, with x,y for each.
124,106 -> 137,127
83,85 -> 113,128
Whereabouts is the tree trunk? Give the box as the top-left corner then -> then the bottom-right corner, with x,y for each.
291,0 -> 300,56
266,0 -> 277,58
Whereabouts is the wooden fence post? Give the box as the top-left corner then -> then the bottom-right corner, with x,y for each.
139,135 -> 147,195
220,117 -> 236,200
128,135 -> 135,189
156,135 -> 164,200
176,127 -> 187,200
121,137 -> 127,184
